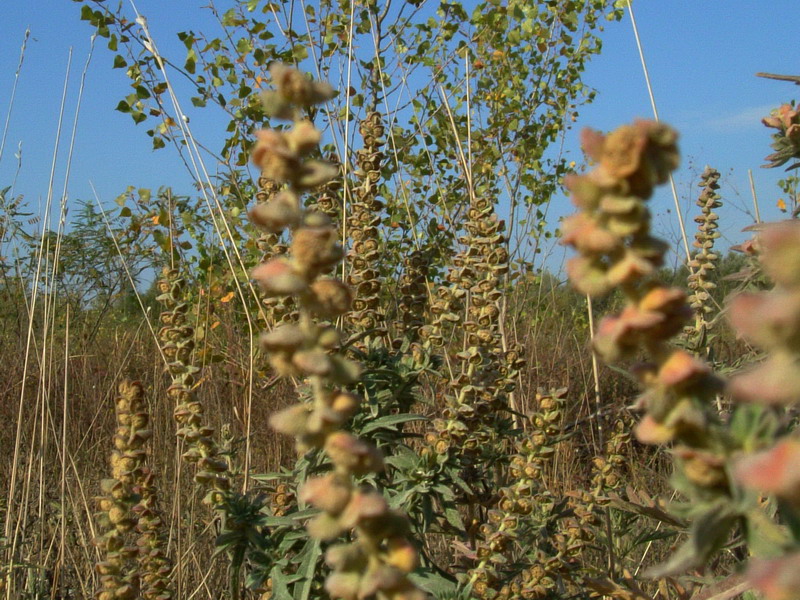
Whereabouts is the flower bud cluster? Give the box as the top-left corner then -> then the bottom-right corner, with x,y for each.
724,221 -> 800,599
391,250 -> 430,348
686,166 -> 722,344
762,103 -> 800,170
312,153 -> 343,220
268,481 -> 296,518
561,121 -> 679,297
157,267 -> 230,504
346,111 -> 387,338
728,223 -> 800,406
95,381 -> 151,600
526,391 -> 603,596
590,419 -> 630,497
563,121 -> 727,494
251,65 -> 425,600
421,196 -> 522,473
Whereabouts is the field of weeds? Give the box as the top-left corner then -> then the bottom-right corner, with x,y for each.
1,2 -> 799,599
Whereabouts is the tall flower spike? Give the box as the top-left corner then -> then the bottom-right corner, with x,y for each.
728,222 -> 800,405
417,192 -> 523,592
561,121 -> 678,298
250,65 -> 426,600
95,381 -> 151,600
133,467 -> 174,600
467,389 -> 589,600
251,174 -> 297,324
156,267 -> 231,505
726,221 -> 800,599
392,249 -> 430,349
422,194 -> 519,478
563,121 -> 726,469
346,111 -> 388,343
685,166 -> 722,348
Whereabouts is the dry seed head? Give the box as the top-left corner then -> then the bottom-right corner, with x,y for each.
268,62 -> 335,108
300,474 -> 353,515
325,432 -> 385,475
251,129 -> 299,183
260,324 -> 306,353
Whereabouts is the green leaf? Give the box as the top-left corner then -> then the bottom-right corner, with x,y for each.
746,506 -> 789,558
112,55 -> 127,69
269,565 -> 292,599
444,506 -> 465,530
185,50 -> 197,74
361,414 -> 426,434
292,539 -> 321,600
236,37 -> 253,55
409,570 -> 457,596
646,501 -> 737,578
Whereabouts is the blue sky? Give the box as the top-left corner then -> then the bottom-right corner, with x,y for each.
561,1 -> 798,264
0,1 -> 797,271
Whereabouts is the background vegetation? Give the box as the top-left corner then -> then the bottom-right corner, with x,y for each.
0,1 -> 796,599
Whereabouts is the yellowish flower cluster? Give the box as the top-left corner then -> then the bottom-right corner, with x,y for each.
468,389 -> 569,600
392,250 -> 430,348
133,467 -> 173,600
422,195 -> 521,469
96,381 -> 164,600
254,175 -> 295,323
726,222 -> 800,599
561,121 -> 678,297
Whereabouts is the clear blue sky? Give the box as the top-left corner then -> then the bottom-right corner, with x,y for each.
561,2 -> 798,264
0,1 -> 796,269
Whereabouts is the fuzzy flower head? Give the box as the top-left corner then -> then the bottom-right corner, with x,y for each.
563,120 -> 679,297
763,103 -> 800,169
